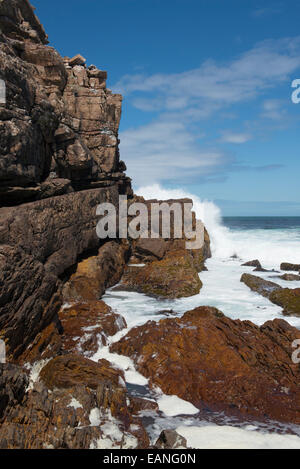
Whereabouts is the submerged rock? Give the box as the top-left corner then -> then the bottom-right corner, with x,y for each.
111,306 -> 300,424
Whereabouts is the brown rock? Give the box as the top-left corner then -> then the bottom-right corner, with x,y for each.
154,430 -> 188,449
279,273 -> 300,281
111,307 -> 300,424
62,240 -> 130,302
59,301 -> 127,356
118,250 -> 203,298
68,54 -> 86,66
40,354 -> 122,390
129,397 -> 159,415
281,263 -> 300,272
269,288 -> 300,317
0,186 -> 121,360
0,364 -> 28,421
241,273 -> 281,298
242,259 -> 262,269
0,378 -> 149,449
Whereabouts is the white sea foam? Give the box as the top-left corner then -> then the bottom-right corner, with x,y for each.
96,183 -> 300,448
137,184 -> 300,268
176,425 -> 300,449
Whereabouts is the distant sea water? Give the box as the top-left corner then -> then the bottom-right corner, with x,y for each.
223,216 -> 300,231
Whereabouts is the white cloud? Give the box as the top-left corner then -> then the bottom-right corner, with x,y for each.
261,99 -> 287,120
221,132 -> 252,144
114,37 -> 300,186
120,120 -> 231,185
115,37 -> 300,115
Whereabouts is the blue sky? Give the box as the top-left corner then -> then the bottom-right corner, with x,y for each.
34,0 -> 300,215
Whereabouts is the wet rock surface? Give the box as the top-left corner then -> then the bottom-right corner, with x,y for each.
111,306 -> 300,424
269,288 -> 300,317
59,301 -> 127,356
118,250 -> 203,298
280,263 -> 300,272
240,273 -> 282,298
0,356 -> 149,449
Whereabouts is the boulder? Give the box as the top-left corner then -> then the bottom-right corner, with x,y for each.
111,306 -> 300,424
240,273 -> 281,298
118,250 -> 202,298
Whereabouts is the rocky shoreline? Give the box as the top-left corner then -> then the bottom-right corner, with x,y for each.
0,0 -> 300,450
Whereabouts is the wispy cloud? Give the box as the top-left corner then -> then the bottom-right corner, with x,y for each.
261,99 -> 287,120
120,120 -> 233,185
115,37 -> 300,116
221,132 -> 252,144
115,37 -> 300,186
252,4 -> 283,18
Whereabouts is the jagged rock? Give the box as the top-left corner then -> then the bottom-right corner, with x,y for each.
0,364 -> 28,421
118,250 -> 203,298
269,288 -> 300,317
128,196 -> 211,272
279,273 -> 300,281
111,306 -> 300,424
240,273 -> 281,298
0,0 -> 130,206
68,54 -> 86,66
0,370 -> 149,449
0,186 -> 121,360
129,397 -> 159,415
59,301 -> 127,356
62,240 -> 130,302
281,263 -> 300,272
154,430 -> 188,449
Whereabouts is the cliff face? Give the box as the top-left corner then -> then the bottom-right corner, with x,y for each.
0,0 -> 130,205
0,0 -> 132,359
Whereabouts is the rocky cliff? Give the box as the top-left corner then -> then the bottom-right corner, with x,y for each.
0,0 -> 132,360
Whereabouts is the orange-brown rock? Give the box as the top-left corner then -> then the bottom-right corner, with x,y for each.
40,354 -> 122,390
59,301 -> 127,356
118,250 -> 202,298
111,306 -> 300,424
0,367 -> 149,449
129,397 -> 159,415
62,241 -> 130,302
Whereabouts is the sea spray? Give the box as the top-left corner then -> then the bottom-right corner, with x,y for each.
136,184 -> 300,268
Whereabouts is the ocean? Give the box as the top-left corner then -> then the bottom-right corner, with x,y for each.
93,185 -> 300,448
